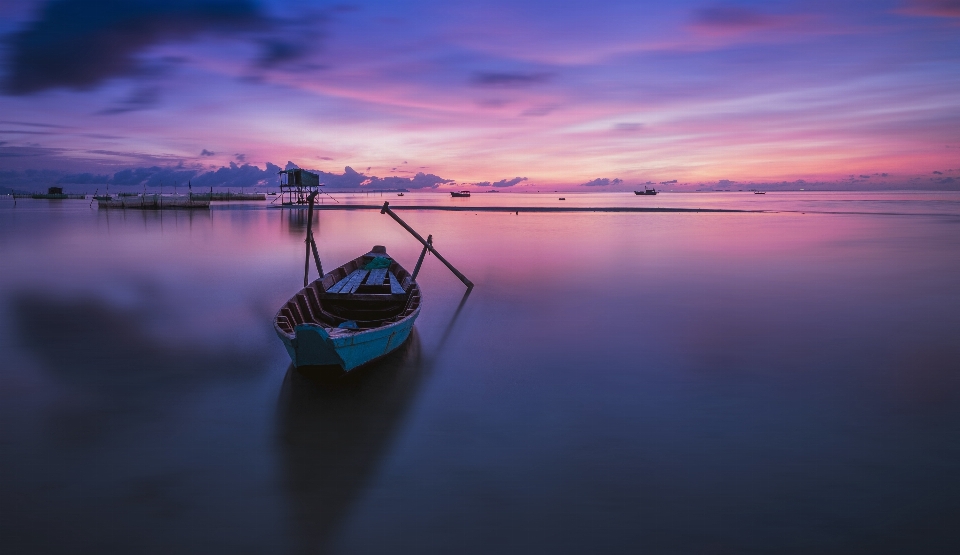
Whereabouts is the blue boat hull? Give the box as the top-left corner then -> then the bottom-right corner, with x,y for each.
277,305 -> 420,370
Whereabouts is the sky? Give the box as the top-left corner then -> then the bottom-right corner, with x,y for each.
1,0 -> 959,191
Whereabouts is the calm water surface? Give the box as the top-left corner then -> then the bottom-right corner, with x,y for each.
2,193 -> 959,554
329,189 -> 960,215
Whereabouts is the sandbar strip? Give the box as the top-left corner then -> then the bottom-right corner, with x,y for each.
297,204 -> 753,213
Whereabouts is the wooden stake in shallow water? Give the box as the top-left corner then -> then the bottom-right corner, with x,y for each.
303,192 -> 323,286
380,202 -> 473,290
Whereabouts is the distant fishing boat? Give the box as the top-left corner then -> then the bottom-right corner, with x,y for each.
397,192 -> 404,196
450,190 -> 471,197
634,188 -> 658,195
275,196 -> 472,371
754,191 -> 766,194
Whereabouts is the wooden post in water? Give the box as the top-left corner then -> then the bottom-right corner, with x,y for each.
303,192 -> 323,286
380,202 -> 473,289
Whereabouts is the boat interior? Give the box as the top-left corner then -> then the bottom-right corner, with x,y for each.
276,253 -> 420,335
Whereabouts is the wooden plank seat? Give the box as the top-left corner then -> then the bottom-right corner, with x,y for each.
327,269 -> 369,294
388,272 -> 405,294
325,265 -> 410,295
366,267 -> 388,287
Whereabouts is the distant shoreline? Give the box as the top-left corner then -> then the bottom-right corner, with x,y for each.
303,204 -> 753,213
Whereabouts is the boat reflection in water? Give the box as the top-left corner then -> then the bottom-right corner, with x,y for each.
276,329 -> 424,554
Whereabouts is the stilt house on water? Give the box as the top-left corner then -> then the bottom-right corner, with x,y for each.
278,168 -> 322,205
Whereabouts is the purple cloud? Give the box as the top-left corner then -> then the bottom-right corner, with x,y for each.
581,178 -> 623,187
900,1 -> 960,17
693,6 -> 771,29
0,120 -> 70,129
257,38 -> 310,68
521,104 -> 557,117
111,166 -> 196,187
473,177 -> 528,188
192,161 -> 280,188
0,168 -> 61,185
262,165 -> 453,190
471,72 -> 551,88
57,172 -> 110,184
97,87 -> 161,115
3,0 -> 263,95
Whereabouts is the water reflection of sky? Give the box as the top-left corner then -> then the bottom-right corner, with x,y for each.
2,194 -> 959,553
317,190 -> 960,216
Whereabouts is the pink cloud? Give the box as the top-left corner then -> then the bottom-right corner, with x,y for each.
686,5 -> 824,44
691,6 -> 776,34
899,0 -> 960,17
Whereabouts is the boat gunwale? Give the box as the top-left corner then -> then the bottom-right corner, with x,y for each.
274,252 -> 421,339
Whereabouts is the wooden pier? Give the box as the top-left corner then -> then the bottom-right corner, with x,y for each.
96,195 -> 210,210
13,187 -> 85,200
304,204 -> 753,214
189,192 -> 266,201
13,193 -> 87,200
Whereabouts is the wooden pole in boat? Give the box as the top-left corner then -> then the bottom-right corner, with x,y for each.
310,239 -> 323,278
412,234 -> 432,280
380,202 -> 473,289
304,192 -> 323,286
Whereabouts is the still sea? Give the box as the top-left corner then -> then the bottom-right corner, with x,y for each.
2,191 -> 959,554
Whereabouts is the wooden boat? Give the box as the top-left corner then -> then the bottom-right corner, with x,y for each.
450,190 -> 471,197
275,196 -> 471,372
634,188 -> 658,195
275,246 -> 421,371
91,187 -> 111,201
754,191 -> 766,194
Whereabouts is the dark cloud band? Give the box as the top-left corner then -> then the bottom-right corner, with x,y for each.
3,0 -> 262,94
